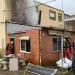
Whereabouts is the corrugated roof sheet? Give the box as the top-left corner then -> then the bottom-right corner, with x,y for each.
6,23 -> 40,34
64,17 -> 75,21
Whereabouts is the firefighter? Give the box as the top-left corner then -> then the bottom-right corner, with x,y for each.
70,46 -> 74,58
6,43 -> 10,55
6,41 -> 14,55
66,47 -> 71,59
9,41 -> 14,54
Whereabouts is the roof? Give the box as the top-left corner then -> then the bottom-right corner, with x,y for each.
42,26 -> 75,33
6,22 -> 75,34
64,14 -> 71,17
71,14 -> 75,17
35,1 -> 64,12
64,17 -> 75,21
6,23 -> 40,34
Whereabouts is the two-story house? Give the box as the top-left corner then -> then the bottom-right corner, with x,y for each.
36,2 -> 64,28
5,1 -> 65,65
1,0 -> 75,65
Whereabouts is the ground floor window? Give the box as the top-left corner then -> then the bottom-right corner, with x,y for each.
53,36 -> 62,51
20,36 -> 30,53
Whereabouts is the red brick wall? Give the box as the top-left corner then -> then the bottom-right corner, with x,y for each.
40,30 -> 75,65
6,29 -> 40,65
6,33 -> 10,44
70,33 -> 75,42
6,29 -> 75,65
41,29 -> 60,65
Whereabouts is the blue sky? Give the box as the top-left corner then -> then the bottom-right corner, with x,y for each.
35,0 -> 75,15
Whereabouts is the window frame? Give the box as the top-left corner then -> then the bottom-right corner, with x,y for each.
53,36 -> 62,52
58,13 -> 62,22
49,10 -> 56,20
20,39 -> 31,53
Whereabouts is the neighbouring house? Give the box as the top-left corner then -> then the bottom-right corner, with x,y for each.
64,14 -> 75,31
64,14 -> 71,19
0,0 -> 13,56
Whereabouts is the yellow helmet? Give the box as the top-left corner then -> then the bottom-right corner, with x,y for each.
63,39 -> 66,42
11,41 -> 14,44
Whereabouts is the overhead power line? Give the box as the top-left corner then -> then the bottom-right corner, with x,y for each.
4,0 -> 56,11
23,0 -> 56,10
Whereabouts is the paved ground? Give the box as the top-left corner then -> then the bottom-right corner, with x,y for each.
0,68 -> 24,75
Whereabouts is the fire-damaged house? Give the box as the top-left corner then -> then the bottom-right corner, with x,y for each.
0,0 -> 75,65
6,23 -> 75,65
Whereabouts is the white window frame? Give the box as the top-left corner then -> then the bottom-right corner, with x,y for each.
53,36 -> 62,52
20,36 -> 30,53
49,10 -> 56,20
58,13 -> 62,22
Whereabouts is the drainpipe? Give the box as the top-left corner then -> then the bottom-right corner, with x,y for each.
61,33 -> 64,75
2,38 -> 4,57
38,9 -> 42,65
39,27 -> 42,65
61,0 -> 64,74
1,10 -> 5,57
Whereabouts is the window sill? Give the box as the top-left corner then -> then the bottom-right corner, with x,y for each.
20,51 -> 31,53
53,51 -> 61,52
50,19 -> 56,21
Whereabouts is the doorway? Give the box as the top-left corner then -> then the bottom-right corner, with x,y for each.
10,34 -> 15,54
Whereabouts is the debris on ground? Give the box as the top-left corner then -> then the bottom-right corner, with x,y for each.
24,63 -> 57,75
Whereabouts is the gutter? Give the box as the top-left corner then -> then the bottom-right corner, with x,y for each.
42,26 -> 75,33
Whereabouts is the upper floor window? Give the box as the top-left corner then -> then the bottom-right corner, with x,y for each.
53,36 -> 62,52
58,13 -> 62,22
49,11 -> 56,20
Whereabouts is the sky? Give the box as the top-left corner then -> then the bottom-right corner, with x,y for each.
35,0 -> 75,15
